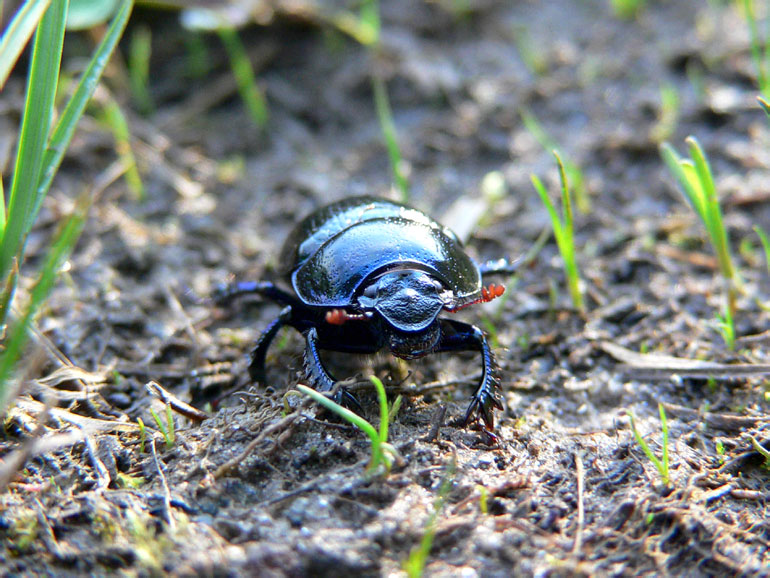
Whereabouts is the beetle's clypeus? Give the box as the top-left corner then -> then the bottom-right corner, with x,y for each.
218,196 -> 519,434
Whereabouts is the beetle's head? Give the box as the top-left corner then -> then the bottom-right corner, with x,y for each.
358,270 -> 447,358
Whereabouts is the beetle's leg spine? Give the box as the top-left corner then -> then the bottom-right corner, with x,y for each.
461,325 -> 503,431
434,320 -> 502,432
303,328 -> 337,393
303,328 -> 363,412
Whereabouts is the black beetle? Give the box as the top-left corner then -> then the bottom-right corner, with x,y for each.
219,196 -> 518,433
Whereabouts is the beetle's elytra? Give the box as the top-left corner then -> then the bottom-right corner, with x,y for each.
219,196 -> 519,433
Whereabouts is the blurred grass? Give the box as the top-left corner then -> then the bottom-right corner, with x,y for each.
129,24 -> 153,115
628,404 -> 670,486
743,0 -> 769,99
660,137 -> 738,316
521,109 -> 589,213
0,0 -> 133,411
217,26 -> 268,128
0,0 -> 52,89
531,152 -> 585,314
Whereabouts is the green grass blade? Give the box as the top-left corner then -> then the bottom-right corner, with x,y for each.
0,0 -> 52,89
0,172 -> 5,238
658,403 -> 669,480
1,0 -> 67,281
129,24 -> 153,115
754,225 -> 770,274
744,0 -> 768,96
217,26 -> 268,128
660,143 -> 704,219
0,198 -> 87,410
358,0 -> 380,46
686,137 -> 734,282
530,175 -> 561,235
628,410 -> 668,485
370,375 -> 389,444
33,0 -> 134,220
555,152 -> 573,240
102,97 -> 144,199
297,384 -> 380,442
373,75 -> 409,202
297,384 -> 378,440
759,96 -> 770,118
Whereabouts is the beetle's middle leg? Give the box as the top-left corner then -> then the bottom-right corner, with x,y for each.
213,280 -> 300,308
249,305 -> 293,383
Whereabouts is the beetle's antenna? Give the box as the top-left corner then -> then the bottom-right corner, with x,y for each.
325,309 -> 373,325
445,283 -> 505,312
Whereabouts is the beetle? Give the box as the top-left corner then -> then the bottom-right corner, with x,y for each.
218,196 -> 519,433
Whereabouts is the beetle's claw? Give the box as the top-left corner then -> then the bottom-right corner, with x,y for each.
334,387 -> 364,415
462,367 -> 502,434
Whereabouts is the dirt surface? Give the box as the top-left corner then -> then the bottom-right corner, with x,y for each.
3,0 -> 770,576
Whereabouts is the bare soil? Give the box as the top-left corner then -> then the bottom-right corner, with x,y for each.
2,1 -> 770,576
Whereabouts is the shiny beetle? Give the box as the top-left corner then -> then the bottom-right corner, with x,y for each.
220,196 -> 518,433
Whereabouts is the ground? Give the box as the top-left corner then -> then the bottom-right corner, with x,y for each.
2,0 -> 770,576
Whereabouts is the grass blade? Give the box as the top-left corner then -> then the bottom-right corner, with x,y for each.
33,0 -> 134,220
373,75 -> 409,202
759,96 -> 770,117
0,173 -> 5,240
686,137 -> 733,281
660,143 -> 704,219
744,0 -> 768,97
1,0 -> 67,281
0,196 -> 88,410
371,375 -> 389,444
658,403 -> 669,480
0,0 -> 52,89
129,24 -> 153,115
628,409 -> 669,485
296,384 -> 383,469
101,97 -> 144,199
217,26 -> 268,128
531,153 -> 584,313
754,225 -> 770,274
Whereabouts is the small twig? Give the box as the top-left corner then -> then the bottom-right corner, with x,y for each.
697,483 -> 734,504
83,434 -> 111,492
602,341 -> 770,380
35,497 -> 65,560
146,380 -> 209,423
730,488 -> 766,500
662,402 -> 770,432
213,412 -> 301,479
572,451 -> 585,556
423,404 -> 447,442
151,438 -> 175,531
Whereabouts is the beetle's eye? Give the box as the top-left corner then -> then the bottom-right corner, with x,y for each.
363,285 -> 377,298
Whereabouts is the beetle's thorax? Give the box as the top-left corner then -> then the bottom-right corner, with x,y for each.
357,270 -> 448,331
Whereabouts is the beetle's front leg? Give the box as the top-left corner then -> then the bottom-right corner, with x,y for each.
303,327 -> 362,412
435,319 -> 503,432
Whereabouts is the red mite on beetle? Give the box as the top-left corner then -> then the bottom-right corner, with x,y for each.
217,196 -> 519,435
